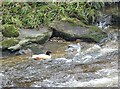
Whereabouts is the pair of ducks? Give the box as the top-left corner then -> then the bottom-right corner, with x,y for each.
32,40 -> 81,60
32,40 -> 101,60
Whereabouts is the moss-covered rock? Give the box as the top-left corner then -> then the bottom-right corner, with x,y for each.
49,18 -> 107,42
2,24 -> 19,37
61,17 -> 87,27
1,38 -> 19,49
19,27 -> 53,44
8,39 -> 30,51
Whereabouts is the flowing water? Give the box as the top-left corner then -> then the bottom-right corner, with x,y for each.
0,36 -> 118,87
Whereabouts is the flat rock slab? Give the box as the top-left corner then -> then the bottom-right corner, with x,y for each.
19,27 -> 52,38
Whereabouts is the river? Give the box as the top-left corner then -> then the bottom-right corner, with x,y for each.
0,36 -> 118,87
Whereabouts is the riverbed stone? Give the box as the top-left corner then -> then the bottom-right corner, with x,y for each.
49,18 -> 107,42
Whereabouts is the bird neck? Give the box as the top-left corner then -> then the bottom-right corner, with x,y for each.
77,43 -> 80,46
77,43 -> 81,54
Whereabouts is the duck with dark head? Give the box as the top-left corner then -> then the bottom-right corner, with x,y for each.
32,51 -> 52,60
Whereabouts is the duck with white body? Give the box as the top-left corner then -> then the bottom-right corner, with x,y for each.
32,51 -> 52,60
65,40 -> 81,60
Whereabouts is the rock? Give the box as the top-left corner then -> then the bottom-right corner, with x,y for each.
26,43 -> 44,54
6,27 -> 52,52
14,43 -> 44,55
8,39 -> 30,51
15,48 -> 32,55
96,15 -> 120,29
49,18 -> 107,42
19,27 -> 52,44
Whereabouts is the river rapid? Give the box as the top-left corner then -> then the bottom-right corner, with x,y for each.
0,34 -> 118,87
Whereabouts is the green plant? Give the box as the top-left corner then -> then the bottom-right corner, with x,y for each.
2,24 -> 19,37
1,38 -> 19,48
2,2 -> 107,29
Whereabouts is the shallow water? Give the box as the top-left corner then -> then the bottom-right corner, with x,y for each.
0,38 -> 118,87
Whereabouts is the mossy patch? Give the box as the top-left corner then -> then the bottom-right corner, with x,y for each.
87,26 -> 107,42
2,24 -> 19,37
61,17 -> 87,27
1,38 -> 19,49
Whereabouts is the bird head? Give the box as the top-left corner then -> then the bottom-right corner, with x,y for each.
76,39 -> 81,46
46,51 -> 52,55
76,39 -> 81,44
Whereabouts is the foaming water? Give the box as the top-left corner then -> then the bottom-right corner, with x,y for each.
31,68 -> 118,87
1,38 -> 118,87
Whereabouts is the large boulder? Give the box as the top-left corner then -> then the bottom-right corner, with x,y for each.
49,18 -> 107,42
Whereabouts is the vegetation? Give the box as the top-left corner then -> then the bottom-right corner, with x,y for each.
1,38 -> 19,48
2,2 -> 107,29
2,24 -> 19,37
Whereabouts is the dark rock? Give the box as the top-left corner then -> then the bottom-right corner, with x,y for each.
49,18 -> 107,42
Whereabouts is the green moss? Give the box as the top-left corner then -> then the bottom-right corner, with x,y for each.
1,38 -> 19,48
88,26 -> 101,32
82,26 -> 107,42
61,17 -> 87,27
81,31 -> 107,42
2,24 -> 19,37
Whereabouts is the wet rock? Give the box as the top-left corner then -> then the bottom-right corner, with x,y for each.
8,39 -> 30,51
96,15 -> 112,29
15,43 -> 44,55
49,18 -> 107,42
26,43 -> 44,54
15,48 -> 32,55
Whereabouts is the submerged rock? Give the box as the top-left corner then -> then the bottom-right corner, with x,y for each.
49,18 -> 107,42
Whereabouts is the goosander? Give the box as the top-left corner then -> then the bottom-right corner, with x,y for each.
32,51 -> 52,60
66,39 -> 81,59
